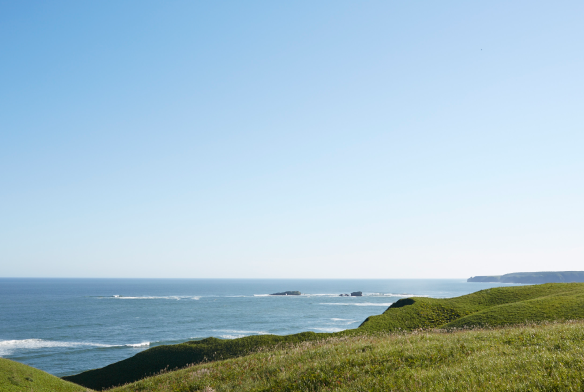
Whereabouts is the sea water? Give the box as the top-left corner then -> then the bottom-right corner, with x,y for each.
0,278 -> 519,377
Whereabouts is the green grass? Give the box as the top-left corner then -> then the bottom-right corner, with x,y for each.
65,283 -> 584,390
0,358 -> 88,392
64,333 -> 331,391
109,321 -> 584,392
359,282 -> 584,332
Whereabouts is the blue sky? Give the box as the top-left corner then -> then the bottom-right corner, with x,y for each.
1,1 -> 583,278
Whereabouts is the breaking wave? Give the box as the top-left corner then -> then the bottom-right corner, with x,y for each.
311,327 -> 345,332
253,293 -> 428,298
330,318 -> 359,324
214,329 -> 269,334
101,295 -> 200,300
0,339 -> 150,357
125,342 -> 151,347
213,329 -> 269,339
376,293 -> 429,298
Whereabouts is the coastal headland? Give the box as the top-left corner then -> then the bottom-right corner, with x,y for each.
468,271 -> 584,283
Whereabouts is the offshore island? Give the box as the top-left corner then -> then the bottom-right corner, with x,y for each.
5,279 -> 584,391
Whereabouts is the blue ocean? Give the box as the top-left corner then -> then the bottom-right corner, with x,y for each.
0,279 -> 519,377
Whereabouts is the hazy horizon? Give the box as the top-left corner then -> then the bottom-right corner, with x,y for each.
1,1 -> 583,279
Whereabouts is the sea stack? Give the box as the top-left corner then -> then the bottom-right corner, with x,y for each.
270,291 -> 301,296
350,291 -> 363,297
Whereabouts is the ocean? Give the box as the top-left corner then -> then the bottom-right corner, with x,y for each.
0,278 -> 519,377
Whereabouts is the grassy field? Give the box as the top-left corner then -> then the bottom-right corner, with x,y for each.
109,321 -> 584,392
65,283 -> 584,390
0,358 -> 87,392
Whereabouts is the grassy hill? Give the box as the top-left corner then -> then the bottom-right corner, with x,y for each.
64,283 -> 584,390
0,358 -> 87,392
64,332 -> 330,390
358,282 -> 584,331
109,321 -> 584,392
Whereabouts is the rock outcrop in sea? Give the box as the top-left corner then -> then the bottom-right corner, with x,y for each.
270,291 -> 301,296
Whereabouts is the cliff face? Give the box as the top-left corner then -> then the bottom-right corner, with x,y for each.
468,272 -> 584,284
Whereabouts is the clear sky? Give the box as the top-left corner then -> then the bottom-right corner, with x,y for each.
1,1 -> 583,278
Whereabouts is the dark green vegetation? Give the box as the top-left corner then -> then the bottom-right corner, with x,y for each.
0,358 -> 86,392
109,321 -> 584,392
65,283 -> 584,390
468,271 -> 584,283
64,333 -> 328,390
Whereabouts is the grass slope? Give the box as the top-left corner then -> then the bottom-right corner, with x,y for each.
64,333 -> 331,390
66,283 -> 584,390
110,321 -> 584,392
0,358 -> 88,392
359,283 -> 584,332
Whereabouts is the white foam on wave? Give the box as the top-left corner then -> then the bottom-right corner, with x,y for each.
0,339 -> 150,356
125,342 -> 151,348
330,318 -> 358,324
254,293 -> 363,298
252,293 -> 423,298
303,293 -> 344,297
107,296 -> 200,300
0,339 -> 150,357
312,327 -> 345,333
214,329 -> 270,339
319,302 -> 393,307
213,329 -> 269,335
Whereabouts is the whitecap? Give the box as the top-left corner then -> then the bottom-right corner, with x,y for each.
107,296 -> 200,300
0,339 -> 151,356
0,339 -> 112,356
218,334 -> 246,339
302,293 -> 344,297
330,318 -> 358,324
212,330 -> 268,335
125,342 -> 150,348
312,327 -> 345,332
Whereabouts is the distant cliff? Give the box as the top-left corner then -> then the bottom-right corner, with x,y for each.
468,271 -> 584,284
